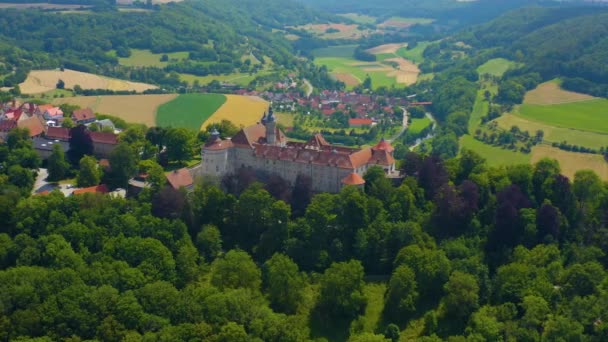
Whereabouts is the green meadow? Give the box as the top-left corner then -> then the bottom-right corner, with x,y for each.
477,58 -> 522,77
459,135 -> 530,167
179,72 -> 268,87
338,13 -> 376,24
313,56 -> 401,89
312,45 -> 357,58
408,117 -> 432,135
396,41 -> 432,64
518,99 -> 608,134
156,93 -> 226,129
118,49 -> 189,67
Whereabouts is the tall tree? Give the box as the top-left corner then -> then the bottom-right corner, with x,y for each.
76,155 -> 101,187
317,260 -> 367,320
108,143 -> 138,188
263,253 -> 306,314
165,128 -> 194,164
210,249 -> 261,291
69,125 -> 94,163
47,144 -> 70,181
384,265 -> 418,322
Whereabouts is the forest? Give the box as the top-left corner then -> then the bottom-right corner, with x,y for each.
0,0 -> 338,89
1,121 -> 608,341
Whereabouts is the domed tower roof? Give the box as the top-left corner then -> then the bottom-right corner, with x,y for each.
341,173 -> 365,186
372,137 -> 394,153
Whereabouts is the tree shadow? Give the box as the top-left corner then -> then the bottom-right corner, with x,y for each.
309,306 -> 353,342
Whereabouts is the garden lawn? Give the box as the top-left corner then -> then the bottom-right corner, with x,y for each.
459,135 -> 530,167
518,99 -> 608,134
477,58 -> 521,77
156,93 -> 226,129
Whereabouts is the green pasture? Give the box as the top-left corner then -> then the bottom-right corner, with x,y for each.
396,41 -> 432,64
313,56 -> 401,89
408,117 -> 432,135
385,17 -> 434,25
496,113 -> 608,149
459,135 -> 530,167
518,99 -> 608,134
477,58 -> 522,77
312,45 -> 357,58
338,13 -> 376,24
118,49 -> 189,67
155,93 -> 226,129
468,83 -> 497,132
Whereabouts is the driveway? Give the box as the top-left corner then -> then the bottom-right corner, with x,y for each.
32,168 -> 74,196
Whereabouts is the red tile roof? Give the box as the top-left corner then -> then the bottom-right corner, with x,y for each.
322,109 -> 334,116
166,168 -> 193,190
306,133 -> 330,149
90,131 -> 118,145
372,138 -> 395,153
204,138 -> 233,151
370,149 -> 395,166
18,116 -> 45,137
341,173 -> 365,185
349,118 -> 373,126
231,124 -> 286,148
73,184 -> 109,195
72,108 -> 95,122
46,126 -> 71,141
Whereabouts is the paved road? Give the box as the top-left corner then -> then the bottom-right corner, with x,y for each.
387,107 -> 409,143
32,168 -> 74,196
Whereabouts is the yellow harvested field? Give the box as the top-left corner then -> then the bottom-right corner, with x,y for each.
385,57 -> 419,85
531,145 -> 607,180
365,43 -> 407,54
53,94 -> 178,127
202,95 -> 269,130
524,82 -> 595,105
21,69 -> 157,94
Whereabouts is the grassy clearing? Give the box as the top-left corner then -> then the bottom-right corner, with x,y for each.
292,23 -> 376,40
476,58 -> 521,77
338,13 -> 376,24
156,93 -> 226,129
468,83 -> 497,132
518,99 -> 608,134
396,41 -> 432,64
202,95 -> 268,130
459,135 -> 530,167
408,117 -> 432,135
275,112 -> 295,127
179,71 -> 268,87
495,113 -> 608,149
356,283 -> 387,333
524,80 -> 596,105
531,145 -> 607,180
53,94 -> 178,127
314,57 -> 397,89
383,17 -> 434,26
312,45 -> 357,58
118,49 -> 189,67
20,69 -> 157,94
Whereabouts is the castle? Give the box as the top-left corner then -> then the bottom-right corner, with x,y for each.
200,108 -> 397,193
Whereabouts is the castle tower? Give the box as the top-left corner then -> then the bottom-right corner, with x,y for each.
265,106 -> 276,145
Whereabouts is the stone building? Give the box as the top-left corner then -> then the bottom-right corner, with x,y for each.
201,108 -> 397,193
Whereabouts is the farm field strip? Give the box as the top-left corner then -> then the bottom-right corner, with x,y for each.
531,145 -> 607,180
495,113 -> 608,149
524,81 -> 596,105
337,13 -> 376,24
53,94 -> 178,127
156,93 -> 226,129
395,41 -> 432,64
21,69 -> 157,94
202,95 -> 269,130
179,71 -> 270,86
518,99 -> 608,134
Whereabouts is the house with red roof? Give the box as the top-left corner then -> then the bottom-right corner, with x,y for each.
72,184 -> 110,196
165,168 -> 194,190
72,108 -> 96,125
41,106 -> 64,121
18,116 -> 45,138
90,131 -> 118,157
349,118 -> 373,128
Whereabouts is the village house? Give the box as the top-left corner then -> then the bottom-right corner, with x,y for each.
348,118 -> 373,128
90,131 -> 118,157
72,108 -> 96,125
165,168 -> 194,191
